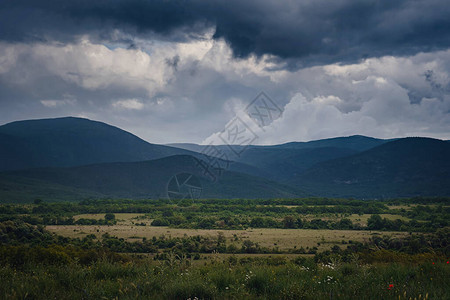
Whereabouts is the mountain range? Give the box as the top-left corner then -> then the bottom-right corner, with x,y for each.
289,137 -> 450,198
0,117 -> 449,202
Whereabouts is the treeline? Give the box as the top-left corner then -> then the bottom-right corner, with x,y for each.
0,197 -> 448,233
1,197 -> 448,216
0,197 -> 392,215
151,215 -> 357,230
0,213 -> 117,226
403,205 -> 450,221
0,221 -> 280,263
151,214 -> 444,232
0,212 -> 444,233
367,214 -> 448,231
315,227 -> 450,264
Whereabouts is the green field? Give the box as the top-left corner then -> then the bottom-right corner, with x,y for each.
1,197 -> 449,299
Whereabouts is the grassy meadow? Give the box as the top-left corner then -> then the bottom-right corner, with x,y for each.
1,257 -> 449,299
0,197 -> 449,299
47,222 -> 408,252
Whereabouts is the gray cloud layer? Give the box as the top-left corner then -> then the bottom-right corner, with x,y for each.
0,1 -> 449,143
2,0 -> 450,66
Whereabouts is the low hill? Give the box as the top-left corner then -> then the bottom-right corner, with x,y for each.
0,155 -> 305,202
289,138 -> 450,198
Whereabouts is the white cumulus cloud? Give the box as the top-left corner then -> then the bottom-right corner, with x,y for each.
112,99 -> 144,110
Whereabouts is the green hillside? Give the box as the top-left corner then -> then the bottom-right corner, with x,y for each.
0,155 -> 305,202
290,137 -> 450,198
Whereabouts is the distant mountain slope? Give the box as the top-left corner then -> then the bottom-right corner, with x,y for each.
169,135 -> 386,180
238,147 -> 359,181
0,132 -> 32,170
289,138 -> 450,198
0,117 -> 196,171
269,135 -> 390,151
166,143 -> 206,153
1,117 -> 447,200
0,174 -> 103,203
0,155 -> 305,202
169,135 -> 389,153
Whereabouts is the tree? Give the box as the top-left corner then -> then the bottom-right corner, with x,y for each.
104,213 -> 116,222
282,216 -> 296,228
367,214 -> 383,230
242,240 -> 257,253
337,218 -> 353,230
250,217 -> 266,228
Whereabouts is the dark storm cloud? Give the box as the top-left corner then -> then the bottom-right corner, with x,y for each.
0,0 -> 210,44
1,0 -> 450,66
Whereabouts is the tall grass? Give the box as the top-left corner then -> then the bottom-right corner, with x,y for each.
0,257 -> 449,299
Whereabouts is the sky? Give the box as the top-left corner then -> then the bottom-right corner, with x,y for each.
0,0 -> 449,144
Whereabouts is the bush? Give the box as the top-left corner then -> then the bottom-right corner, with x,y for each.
104,213 -> 115,221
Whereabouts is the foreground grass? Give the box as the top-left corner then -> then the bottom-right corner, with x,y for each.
1,258 -> 448,299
